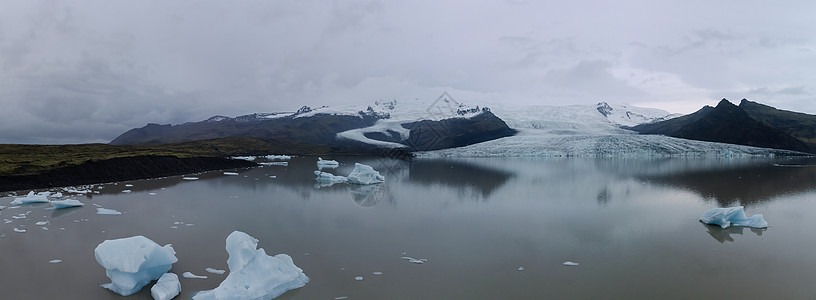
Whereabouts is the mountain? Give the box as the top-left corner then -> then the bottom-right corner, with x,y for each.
111,99 -> 516,152
630,99 -> 812,153
739,99 -> 816,148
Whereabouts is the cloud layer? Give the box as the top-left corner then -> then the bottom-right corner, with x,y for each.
1,0 -> 814,143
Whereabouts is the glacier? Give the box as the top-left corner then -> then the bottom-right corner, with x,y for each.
192,231 -> 309,300
94,236 -> 178,296
699,206 -> 768,229
150,273 -> 181,300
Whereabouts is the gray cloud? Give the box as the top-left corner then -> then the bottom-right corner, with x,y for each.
0,0 -> 815,143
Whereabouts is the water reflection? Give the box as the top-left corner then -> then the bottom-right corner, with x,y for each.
701,223 -> 766,243
407,159 -> 514,199
347,184 -> 387,208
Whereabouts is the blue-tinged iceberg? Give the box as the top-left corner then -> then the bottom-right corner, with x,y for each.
316,157 -> 340,168
150,272 -> 181,300
50,199 -> 84,209
10,191 -> 50,205
699,206 -> 768,229
314,171 -> 348,184
346,163 -> 385,185
94,236 -> 178,296
193,231 -> 309,300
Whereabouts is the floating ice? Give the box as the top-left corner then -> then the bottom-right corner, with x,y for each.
94,236 -> 178,296
317,157 -> 340,167
346,163 -> 385,185
50,199 -> 84,209
192,231 -> 309,300
517,266 -> 525,271
183,177 -> 199,180
401,256 -> 427,264
0,205 -> 5,210
562,261 -> 580,266
148,192 -> 157,195
183,272 -> 207,279
230,156 -> 256,161
372,271 -> 383,275
260,162 -> 288,166
12,214 -> 26,219
314,171 -> 349,184
264,155 -> 291,160
64,188 -> 91,194
335,297 -> 349,300
13,227 -> 26,233
35,221 -> 49,226
10,191 -> 50,205
223,172 -> 239,176
205,267 -> 226,275
354,276 -> 363,281
269,176 -> 277,179
124,184 -> 134,187
52,192 -> 63,198
97,208 -> 123,215
150,273 -> 181,300
49,259 -> 62,264
122,190 -> 132,193
699,206 -> 768,229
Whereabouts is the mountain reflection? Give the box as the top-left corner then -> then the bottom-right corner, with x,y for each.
407,159 -> 514,199
609,158 -> 816,206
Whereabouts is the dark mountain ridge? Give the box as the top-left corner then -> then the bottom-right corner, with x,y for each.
631,99 -> 813,154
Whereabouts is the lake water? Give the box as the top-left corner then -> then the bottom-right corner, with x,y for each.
2,156 -> 816,299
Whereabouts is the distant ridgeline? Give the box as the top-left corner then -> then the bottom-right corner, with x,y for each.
631,99 -> 816,154
111,104 -> 517,152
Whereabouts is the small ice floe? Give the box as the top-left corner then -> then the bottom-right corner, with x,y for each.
0,205 -> 5,210
223,172 -> 239,176
63,188 -> 91,194
50,199 -> 84,209
10,191 -> 50,205
517,266 -> 525,271
191,231 -> 309,300
49,259 -> 62,264
13,227 -> 26,233
347,163 -> 385,185
264,155 -> 291,160
314,171 -> 348,185
259,162 -> 288,166
41,227 -> 48,231
562,261 -> 580,266
171,226 -> 178,229
0,233 -> 4,238
95,236 -> 177,296
335,297 -> 349,300
52,192 -> 63,198
230,156 -> 256,161
354,276 -> 363,281
4,219 -> 12,224
183,177 -> 199,180
269,176 -> 277,179
148,193 -> 157,196
699,206 -> 768,229
35,221 -> 49,226
316,157 -> 339,168
401,256 -> 427,264
372,271 -> 383,275
205,267 -> 226,275
121,190 -> 132,193
96,208 -> 122,215
183,272 -> 207,279
151,273 -> 181,300
124,184 -> 134,187
12,214 -> 26,219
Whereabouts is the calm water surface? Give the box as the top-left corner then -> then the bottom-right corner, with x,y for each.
2,156 -> 816,299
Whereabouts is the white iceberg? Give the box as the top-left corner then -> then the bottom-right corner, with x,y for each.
151,273 -> 181,300
97,208 -> 123,215
223,172 -> 239,176
51,199 -> 85,209
316,157 -> 340,167
346,163 -> 385,185
205,267 -> 226,274
192,231 -> 309,300
183,271 -> 207,279
563,261 -> 580,266
699,206 -> 768,229
264,155 -> 291,160
183,177 -> 199,180
10,191 -> 50,205
314,171 -> 348,184
94,236 -> 178,296
260,161 -> 288,166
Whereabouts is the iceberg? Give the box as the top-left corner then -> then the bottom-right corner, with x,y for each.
97,208 -> 123,215
205,267 -> 226,274
10,191 -> 50,205
260,162 -> 288,166
50,199 -> 84,209
562,261 -> 580,266
314,171 -> 348,185
94,236 -> 178,296
264,155 -> 291,160
223,172 -> 239,176
150,273 -> 181,300
699,206 -> 768,229
317,157 -> 340,168
346,163 -> 385,185
192,231 -> 309,300
183,271 -> 207,279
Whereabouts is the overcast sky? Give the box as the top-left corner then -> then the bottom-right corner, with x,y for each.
1,0 -> 815,144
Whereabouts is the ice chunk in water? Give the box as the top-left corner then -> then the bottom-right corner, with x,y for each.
51,199 -> 84,209
183,177 -> 199,180
316,157 -> 340,167
94,236 -> 177,296
314,171 -> 348,184
182,272 -> 207,279
346,163 -> 385,185
205,267 -> 225,275
699,206 -> 768,229
97,208 -> 122,215
223,172 -> 239,176
192,231 -> 309,300
562,261 -> 580,266
10,191 -> 50,205
150,273 -> 180,300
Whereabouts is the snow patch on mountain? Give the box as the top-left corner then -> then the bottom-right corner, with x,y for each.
596,102 -> 682,127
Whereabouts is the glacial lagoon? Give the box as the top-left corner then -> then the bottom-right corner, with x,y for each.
2,156 -> 816,299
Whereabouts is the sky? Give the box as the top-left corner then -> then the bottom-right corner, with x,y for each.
1,0 -> 815,144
